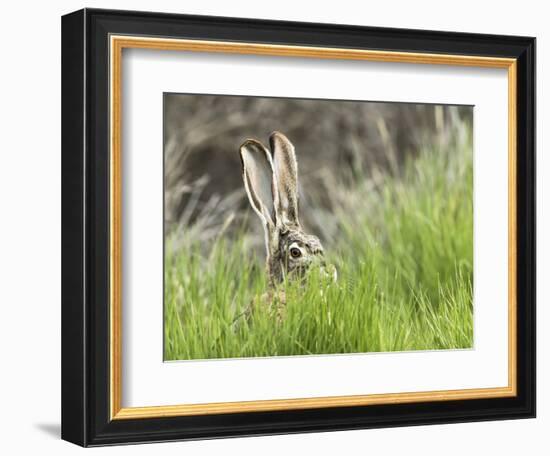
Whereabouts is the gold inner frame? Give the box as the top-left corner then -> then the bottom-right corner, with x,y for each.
109,35 -> 518,420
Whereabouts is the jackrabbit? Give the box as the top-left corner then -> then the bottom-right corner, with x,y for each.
239,131 -> 336,321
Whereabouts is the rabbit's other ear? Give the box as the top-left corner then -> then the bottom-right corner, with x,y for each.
240,139 -> 279,229
270,131 -> 299,227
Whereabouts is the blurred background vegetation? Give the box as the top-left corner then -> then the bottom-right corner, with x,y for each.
165,94 -> 472,250
163,94 -> 473,360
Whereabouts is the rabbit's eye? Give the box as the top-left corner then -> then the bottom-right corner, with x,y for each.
290,247 -> 302,258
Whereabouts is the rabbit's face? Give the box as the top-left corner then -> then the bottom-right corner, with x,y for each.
278,228 -> 336,283
279,228 -> 324,277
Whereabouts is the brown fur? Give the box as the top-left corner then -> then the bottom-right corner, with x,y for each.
238,132 -> 335,324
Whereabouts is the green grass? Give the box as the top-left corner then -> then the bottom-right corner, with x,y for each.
164,135 -> 473,360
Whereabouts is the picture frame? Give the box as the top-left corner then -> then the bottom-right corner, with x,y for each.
61,8 -> 536,447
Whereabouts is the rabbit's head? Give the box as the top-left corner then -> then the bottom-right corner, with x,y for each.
240,132 -> 336,286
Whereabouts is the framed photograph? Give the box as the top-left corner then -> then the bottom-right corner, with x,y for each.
61,8 -> 536,446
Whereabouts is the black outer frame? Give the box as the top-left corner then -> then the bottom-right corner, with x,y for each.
61,8 -> 536,447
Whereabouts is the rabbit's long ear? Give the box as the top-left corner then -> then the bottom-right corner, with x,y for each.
270,131 -> 299,227
240,139 -> 279,229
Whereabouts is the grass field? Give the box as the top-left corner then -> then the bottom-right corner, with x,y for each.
164,132 -> 473,360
